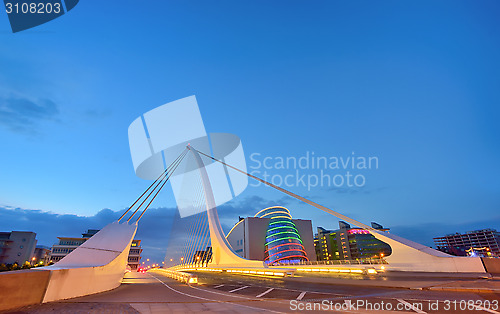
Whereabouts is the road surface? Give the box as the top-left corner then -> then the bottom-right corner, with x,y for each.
11,270 -> 500,313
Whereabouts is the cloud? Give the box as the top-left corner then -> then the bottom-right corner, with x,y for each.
6,196 -> 494,266
0,95 -> 59,133
0,196 -> 284,264
0,206 -> 177,263
216,196 -> 500,253
217,195 -> 298,231
134,207 -> 177,260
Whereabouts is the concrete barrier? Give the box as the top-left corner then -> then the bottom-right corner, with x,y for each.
152,268 -> 198,284
0,269 -> 51,311
39,221 -> 137,302
481,257 -> 500,275
0,221 -> 137,311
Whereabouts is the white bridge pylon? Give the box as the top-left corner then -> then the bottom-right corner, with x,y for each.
188,146 -> 265,267
191,147 -> 487,274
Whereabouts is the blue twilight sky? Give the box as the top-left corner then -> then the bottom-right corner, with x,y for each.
0,1 -> 499,262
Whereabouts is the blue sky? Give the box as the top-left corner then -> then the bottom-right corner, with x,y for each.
0,1 -> 499,262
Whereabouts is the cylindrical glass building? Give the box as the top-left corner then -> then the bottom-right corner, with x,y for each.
255,206 -> 308,265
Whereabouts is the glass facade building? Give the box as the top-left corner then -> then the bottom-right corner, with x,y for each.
255,206 -> 309,265
315,222 -> 392,261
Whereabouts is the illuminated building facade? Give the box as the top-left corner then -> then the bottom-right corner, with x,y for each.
50,229 -> 143,270
433,229 -> 500,257
315,221 -> 391,261
226,207 -> 316,264
256,207 -> 308,265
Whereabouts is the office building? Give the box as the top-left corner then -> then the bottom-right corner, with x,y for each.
128,239 -> 143,270
51,229 -> 143,270
33,245 -> 51,265
192,247 -> 212,266
315,221 -> 391,261
226,206 -> 316,265
434,229 -> 500,257
0,231 -> 37,265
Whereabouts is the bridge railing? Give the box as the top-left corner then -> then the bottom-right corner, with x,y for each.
271,258 -> 388,267
152,268 -> 198,284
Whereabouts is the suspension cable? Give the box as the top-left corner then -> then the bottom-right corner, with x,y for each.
126,149 -> 187,222
118,148 -> 188,222
192,147 -> 374,231
125,149 -> 188,222
134,149 -> 188,223
180,177 -> 205,265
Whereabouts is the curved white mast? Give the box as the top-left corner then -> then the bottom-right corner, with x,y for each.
188,146 -> 264,267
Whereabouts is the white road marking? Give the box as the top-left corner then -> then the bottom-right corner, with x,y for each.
229,285 -> 249,293
297,291 -> 306,300
190,282 -> 266,300
213,284 -> 224,289
475,305 -> 500,314
397,298 -> 427,313
149,274 -> 284,313
256,288 -> 274,298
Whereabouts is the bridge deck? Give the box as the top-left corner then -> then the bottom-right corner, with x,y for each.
10,269 -> 500,313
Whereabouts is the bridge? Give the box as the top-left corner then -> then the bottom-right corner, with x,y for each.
6,267 -> 500,313
1,97 -> 499,312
